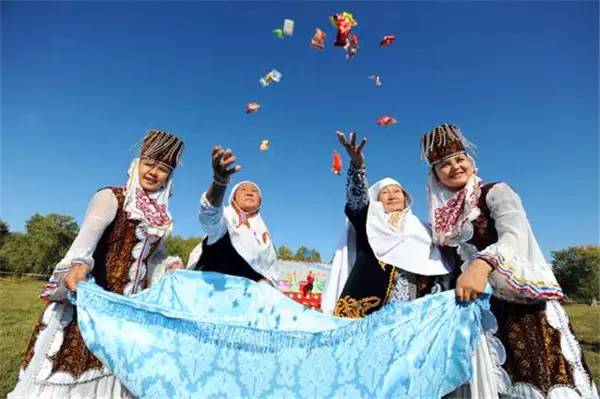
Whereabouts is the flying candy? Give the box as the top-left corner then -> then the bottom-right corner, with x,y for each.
283,19 -> 295,36
260,139 -> 270,152
311,28 -> 326,50
331,11 -> 359,58
344,33 -> 359,59
332,149 -> 343,175
368,74 -> 382,86
259,69 -> 282,87
273,29 -> 284,39
330,11 -> 357,46
246,102 -> 261,113
380,35 -> 396,47
376,116 -> 398,126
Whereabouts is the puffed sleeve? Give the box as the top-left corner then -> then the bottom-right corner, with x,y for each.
198,191 -> 228,245
476,183 -> 563,301
41,188 -> 118,301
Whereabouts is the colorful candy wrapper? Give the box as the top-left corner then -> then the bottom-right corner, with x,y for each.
344,33 -> 359,59
260,69 -> 282,87
311,28 -> 326,50
260,139 -> 270,151
331,11 -> 357,47
332,149 -> 343,175
368,74 -> 382,86
246,102 -> 261,113
376,116 -> 398,126
283,19 -> 294,36
273,29 -> 284,39
380,35 -> 396,47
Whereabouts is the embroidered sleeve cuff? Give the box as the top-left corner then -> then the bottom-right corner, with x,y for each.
346,162 -> 368,211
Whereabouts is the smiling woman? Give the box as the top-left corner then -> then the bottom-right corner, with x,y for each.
7,129 -> 185,399
321,131 -> 451,317
187,146 -> 278,285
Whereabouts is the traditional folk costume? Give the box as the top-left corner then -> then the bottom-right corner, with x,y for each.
322,162 -> 451,317
422,123 -> 597,399
9,130 -> 184,399
188,181 -> 278,283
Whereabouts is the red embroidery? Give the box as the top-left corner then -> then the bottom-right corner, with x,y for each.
434,189 -> 467,233
135,188 -> 171,227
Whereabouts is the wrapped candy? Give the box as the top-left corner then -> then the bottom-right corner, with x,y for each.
259,69 -> 282,87
380,35 -> 396,47
332,149 -> 343,175
368,74 -> 382,86
283,19 -> 294,36
330,11 -> 357,46
344,33 -> 359,59
311,28 -> 326,50
376,116 -> 398,126
259,139 -> 270,151
246,102 -> 261,113
330,12 -> 359,59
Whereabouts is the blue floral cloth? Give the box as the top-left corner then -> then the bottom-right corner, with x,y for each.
76,271 -> 490,398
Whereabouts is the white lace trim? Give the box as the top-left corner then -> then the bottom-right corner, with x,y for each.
545,301 -> 595,398
26,303 -> 111,385
28,227 -> 160,384
483,300 -> 596,399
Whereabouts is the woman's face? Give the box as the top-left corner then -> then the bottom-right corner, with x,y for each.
433,153 -> 474,191
234,183 -> 261,213
378,184 -> 406,212
138,158 -> 171,192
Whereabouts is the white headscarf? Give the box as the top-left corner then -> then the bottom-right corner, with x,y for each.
124,157 -> 174,239
223,181 -> 277,280
366,178 -> 450,275
322,178 -> 450,314
426,154 -> 482,247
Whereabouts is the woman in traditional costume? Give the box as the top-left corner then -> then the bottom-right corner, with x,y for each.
9,130 -> 185,399
421,123 -> 597,398
187,145 -> 277,283
322,131 -> 451,317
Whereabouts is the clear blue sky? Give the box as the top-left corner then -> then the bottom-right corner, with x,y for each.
2,1 -> 598,261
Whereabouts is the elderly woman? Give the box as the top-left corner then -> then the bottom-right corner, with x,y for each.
9,130 -> 185,399
188,146 -> 277,283
421,123 -> 597,398
322,132 -> 450,317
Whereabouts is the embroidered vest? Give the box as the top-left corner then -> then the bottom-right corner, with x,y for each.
23,187 -> 158,380
466,183 -> 499,251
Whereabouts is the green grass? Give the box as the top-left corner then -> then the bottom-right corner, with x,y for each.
0,277 -> 46,397
0,277 -> 598,397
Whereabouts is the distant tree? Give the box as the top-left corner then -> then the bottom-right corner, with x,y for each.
294,246 -> 309,262
309,249 -> 322,263
277,245 -> 294,261
0,219 -> 9,269
552,245 -> 599,303
0,233 -> 35,273
0,218 -> 9,248
165,235 -> 203,265
0,214 -> 78,274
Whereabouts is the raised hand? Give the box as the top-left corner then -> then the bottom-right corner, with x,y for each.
212,145 -> 241,184
337,131 -> 367,168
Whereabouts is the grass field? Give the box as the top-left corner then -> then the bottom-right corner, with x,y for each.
1,277 -> 598,397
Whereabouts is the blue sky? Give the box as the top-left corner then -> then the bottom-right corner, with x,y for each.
2,1 -> 598,261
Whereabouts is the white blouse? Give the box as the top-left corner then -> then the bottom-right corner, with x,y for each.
457,183 -> 562,302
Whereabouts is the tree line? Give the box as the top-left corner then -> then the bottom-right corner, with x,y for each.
0,214 -> 322,275
0,215 -> 596,303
